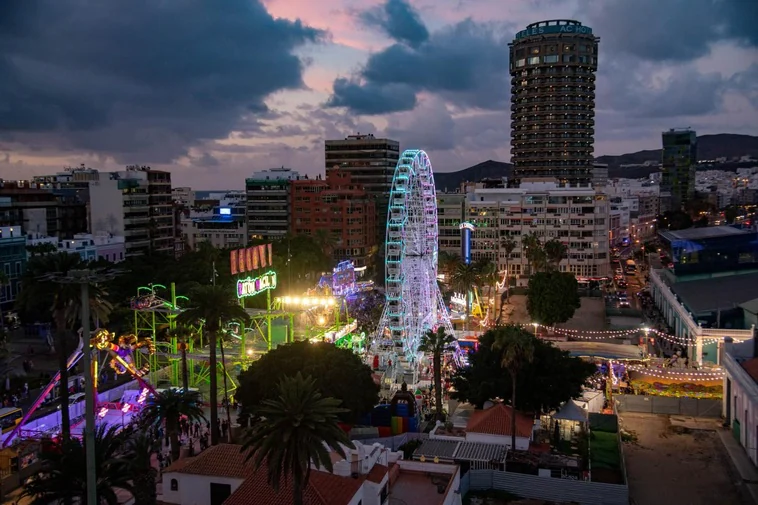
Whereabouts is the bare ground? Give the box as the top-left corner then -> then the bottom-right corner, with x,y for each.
619,412 -> 748,505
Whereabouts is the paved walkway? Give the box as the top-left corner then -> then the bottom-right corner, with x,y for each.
718,429 -> 758,504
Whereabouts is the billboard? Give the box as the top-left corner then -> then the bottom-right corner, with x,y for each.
230,244 -> 273,275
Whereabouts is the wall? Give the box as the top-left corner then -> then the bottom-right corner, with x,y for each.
162,473 -> 243,505
723,352 -> 758,466
89,178 -> 124,235
465,432 -> 530,451
468,469 -> 628,505
615,394 -> 722,418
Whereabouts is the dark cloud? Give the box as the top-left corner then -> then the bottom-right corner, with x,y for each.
0,0 -> 322,162
385,98 -> 456,150
190,153 -> 220,168
587,0 -> 758,62
360,0 -> 430,48
328,14 -> 511,115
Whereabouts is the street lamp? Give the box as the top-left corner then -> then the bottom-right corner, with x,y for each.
47,267 -> 120,505
532,322 -> 539,336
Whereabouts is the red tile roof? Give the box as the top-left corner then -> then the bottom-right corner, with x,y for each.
743,358 -> 758,384
165,444 -> 365,505
366,463 -> 388,484
466,404 -> 534,438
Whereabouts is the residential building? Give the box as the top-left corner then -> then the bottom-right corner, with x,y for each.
437,193 -> 467,258
245,168 -> 304,241
0,226 -> 26,313
459,180 -> 611,281
160,442 -> 462,505
289,171 -> 377,267
509,20 -> 599,188
88,166 -> 175,257
722,336 -> 758,466
660,128 -> 697,211
27,232 -> 125,263
182,196 -> 247,251
430,403 -> 535,451
325,134 -> 400,241
172,187 -> 195,206
650,226 -> 758,364
592,163 -> 608,188
0,180 -> 88,238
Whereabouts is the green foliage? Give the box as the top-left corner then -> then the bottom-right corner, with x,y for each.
521,232 -> 547,274
25,242 -> 58,257
543,238 -> 567,270
121,431 -> 158,505
241,372 -> 354,503
22,424 -> 134,505
141,389 -> 206,459
398,439 -> 423,459
450,330 -> 596,413
420,327 -> 456,421
237,341 -> 379,423
526,271 -> 580,326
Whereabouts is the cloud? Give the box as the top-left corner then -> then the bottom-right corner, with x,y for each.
385,97 -> 456,150
0,0 -> 322,163
329,1 -> 511,115
360,0 -> 430,48
587,0 -> 758,62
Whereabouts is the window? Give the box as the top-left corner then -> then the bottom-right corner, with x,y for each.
562,54 -> 575,63
527,56 -> 539,65
543,55 -> 559,63
170,479 -> 178,491
516,59 -> 526,67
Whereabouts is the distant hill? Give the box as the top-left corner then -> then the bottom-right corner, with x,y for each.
435,133 -> 758,189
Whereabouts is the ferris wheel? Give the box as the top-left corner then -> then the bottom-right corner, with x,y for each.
375,149 -> 454,358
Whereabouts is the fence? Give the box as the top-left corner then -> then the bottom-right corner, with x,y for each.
468,469 -> 629,505
615,394 -> 722,417
351,432 -> 428,451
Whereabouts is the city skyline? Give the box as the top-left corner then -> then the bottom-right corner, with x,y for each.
1,0 -> 757,189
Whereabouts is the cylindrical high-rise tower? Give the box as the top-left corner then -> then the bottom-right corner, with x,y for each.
509,20 -> 599,188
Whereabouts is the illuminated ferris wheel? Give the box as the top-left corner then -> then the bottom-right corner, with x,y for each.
375,149 -> 454,358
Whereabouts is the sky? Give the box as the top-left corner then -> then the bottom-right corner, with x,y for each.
0,0 -> 757,189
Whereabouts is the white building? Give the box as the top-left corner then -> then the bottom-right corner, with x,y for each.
430,403 -> 534,451
461,181 -> 611,280
181,196 -> 247,251
161,442 -> 462,505
723,337 -> 758,465
172,187 -> 195,206
27,232 -> 126,263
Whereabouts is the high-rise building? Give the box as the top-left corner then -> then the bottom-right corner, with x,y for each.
289,171 -> 377,267
509,20 -> 599,188
0,226 -> 26,313
325,134 -> 400,241
88,166 -> 175,257
660,128 -> 697,211
245,168 -> 304,241
0,180 -> 88,238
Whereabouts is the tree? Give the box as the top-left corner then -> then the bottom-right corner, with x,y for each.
474,259 -> 498,300
237,341 -> 378,424
450,262 -> 478,324
242,372 -> 353,505
176,284 -> 248,445
168,327 -> 196,393
450,330 -> 595,414
526,271 -> 580,326
657,210 -> 692,231
543,239 -> 567,271
25,242 -> 58,257
121,431 -> 158,505
437,251 -> 462,282
16,253 -> 113,443
419,328 -> 455,421
22,424 -> 133,505
492,326 -> 535,450
499,237 -> 517,298
724,206 -> 739,224
521,232 -> 545,275
141,389 -> 206,461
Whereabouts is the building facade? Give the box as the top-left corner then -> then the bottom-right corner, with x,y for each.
0,181 -> 88,238
0,226 -> 26,313
27,232 -> 126,263
89,167 -> 175,257
437,193 -> 467,258
325,134 -> 400,241
661,128 -> 697,211
245,168 -> 303,241
509,20 -> 599,188
290,171 -> 377,267
455,181 -> 610,281
182,198 -> 247,251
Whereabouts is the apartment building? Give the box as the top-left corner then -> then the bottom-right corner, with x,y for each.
289,171 -> 376,267
459,180 -> 610,280
0,226 -> 26,313
182,197 -> 247,251
0,180 -> 88,238
437,193 -> 466,257
88,166 -> 175,257
27,232 -> 126,263
245,168 -> 304,241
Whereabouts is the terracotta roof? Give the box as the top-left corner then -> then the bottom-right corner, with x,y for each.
742,358 -> 758,384
466,404 -> 534,438
366,463 -> 388,484
224,466 -> 364,505
165,444 -> 253,479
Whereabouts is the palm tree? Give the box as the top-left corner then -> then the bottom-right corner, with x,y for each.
141,389 -> 205,461
22,424 -> 132,505
168,327 -> 196,393
176,284 -> 248,446
242,372 -> 354,505
521,233 -> 545,275
16,253 -> 113,442
437,251 -> 461,282
543,239 -> 567,271
121,431 -> 158,505
492,325 -> 535,451
474,259 -> 498,312
450,262 -> 478,324
419,328 -> 456,421
500,236 -> 517,300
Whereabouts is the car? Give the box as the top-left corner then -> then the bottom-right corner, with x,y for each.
618,300 -> 630,307
57,393 -> 86,410
617,281 -> 628,289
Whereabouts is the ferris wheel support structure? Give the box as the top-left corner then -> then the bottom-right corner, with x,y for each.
375,149 -> 454,359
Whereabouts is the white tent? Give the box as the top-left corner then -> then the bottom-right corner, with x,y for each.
554,400 -> 589,423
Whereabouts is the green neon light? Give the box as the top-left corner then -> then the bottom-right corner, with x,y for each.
236,271 -> 277,299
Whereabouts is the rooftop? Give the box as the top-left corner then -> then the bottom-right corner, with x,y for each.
742,358 -> 758,385
660,226 -> 749,241
389,470 -> 453,505
661,271 -> 758,314
467,404 -> 534,438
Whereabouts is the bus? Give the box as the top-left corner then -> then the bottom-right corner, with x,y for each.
625,259 -> 637,274
0,407 -> 23,433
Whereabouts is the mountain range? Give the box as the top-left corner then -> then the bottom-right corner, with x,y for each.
434,133 -> 758,191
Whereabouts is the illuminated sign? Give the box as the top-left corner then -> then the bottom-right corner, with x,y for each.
237,271 -> 277,299
121,403 -> 131,413
230,244 -> 273,275
137,388 -> 149,404
219,207 -> 231,216
515,23 -> 593,40
459,222 -> 475,231
451,292 -> 466,308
